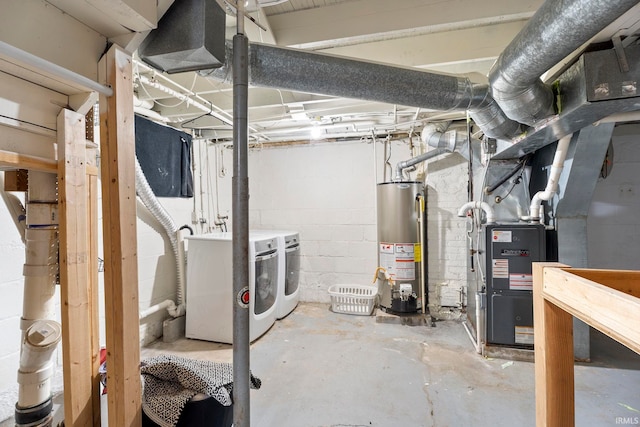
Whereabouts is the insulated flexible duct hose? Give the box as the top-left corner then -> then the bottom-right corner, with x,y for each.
134,157 -> 185,317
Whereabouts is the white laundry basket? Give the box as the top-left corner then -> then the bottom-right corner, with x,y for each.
328,284 -> 377,315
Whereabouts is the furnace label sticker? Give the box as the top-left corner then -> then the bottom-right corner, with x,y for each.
492,259 -> 509,279
509,273 -> 533,290
492,230 -> 512,242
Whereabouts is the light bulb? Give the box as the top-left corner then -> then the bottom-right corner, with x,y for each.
310,126 -> 322,139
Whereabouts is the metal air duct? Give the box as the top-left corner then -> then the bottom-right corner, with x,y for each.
489,0 -> 640,126
138,0 -> 226,74
394,122 -> 484,181
202,43 -> 523,141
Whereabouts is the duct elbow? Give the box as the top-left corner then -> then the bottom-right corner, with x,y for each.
394,163 -> 407,182
17,320 -> 62,409
488,71 -> 555,126
421,122 -> 453,149
468,93 -> 523,140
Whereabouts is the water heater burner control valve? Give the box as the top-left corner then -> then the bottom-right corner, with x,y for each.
399,283 -> 414,301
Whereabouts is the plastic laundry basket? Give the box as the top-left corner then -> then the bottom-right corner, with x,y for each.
328,284 -> 377,315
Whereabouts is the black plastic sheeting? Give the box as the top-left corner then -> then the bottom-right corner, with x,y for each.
135,115 -> 194,198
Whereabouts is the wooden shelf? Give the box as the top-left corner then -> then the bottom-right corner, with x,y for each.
533,263 -> 640,427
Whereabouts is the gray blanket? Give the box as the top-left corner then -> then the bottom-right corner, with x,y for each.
141,355 -> 261,427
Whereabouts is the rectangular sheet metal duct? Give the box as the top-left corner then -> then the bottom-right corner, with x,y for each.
138,0 -> 226,74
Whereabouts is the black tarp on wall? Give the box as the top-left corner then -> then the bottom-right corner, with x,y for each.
135,115 -> 194,198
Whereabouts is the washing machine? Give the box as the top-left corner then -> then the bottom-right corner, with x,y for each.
251,230 -> 300,319
185,232 -> 279,343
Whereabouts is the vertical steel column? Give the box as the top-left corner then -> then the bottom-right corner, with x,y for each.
232,3 -> 251,425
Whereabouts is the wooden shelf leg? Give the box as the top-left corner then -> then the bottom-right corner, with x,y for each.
533,263 -> 575,427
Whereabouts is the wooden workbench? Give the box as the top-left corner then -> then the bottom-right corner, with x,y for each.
533,263 -> 640,427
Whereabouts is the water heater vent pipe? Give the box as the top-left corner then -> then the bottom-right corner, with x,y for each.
393,123 -> 453,181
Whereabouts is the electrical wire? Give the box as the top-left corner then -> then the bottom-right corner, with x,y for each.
198,140 -> 207,233
191,139 -> 198,222
466,111 -> 473,202
495,165 -> 526,203
205,142 -> 216,232
384,135 -> 393,180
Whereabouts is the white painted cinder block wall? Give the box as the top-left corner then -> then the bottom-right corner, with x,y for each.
210,139 -> 469,307
217,140 -> 380,303
425,154 -> 470,309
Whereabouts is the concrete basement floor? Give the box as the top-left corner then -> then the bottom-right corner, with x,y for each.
142,302 -> 640,427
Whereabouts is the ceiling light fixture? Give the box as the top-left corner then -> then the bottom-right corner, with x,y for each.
310,125 -> 323,140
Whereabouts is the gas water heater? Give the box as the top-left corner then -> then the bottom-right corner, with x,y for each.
376,182 -> 426,313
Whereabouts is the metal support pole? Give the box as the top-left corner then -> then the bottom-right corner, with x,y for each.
232,4 -> 251,425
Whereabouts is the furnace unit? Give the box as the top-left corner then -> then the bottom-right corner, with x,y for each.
484,224 -> 546,347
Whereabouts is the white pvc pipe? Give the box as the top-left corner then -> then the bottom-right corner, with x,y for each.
18,172 -> 61,411
137,74 -> 232,126
461,293 -> 484,354
457,201 -> 496,224
134,106 -> 170,123
139,299 -> 177,319
133,94 -> 154,109
529,134 -> 573,221
0,41 -> 112,96
475,293 -> 483,354
18,320 -> 61,408
135,60 -> 233,123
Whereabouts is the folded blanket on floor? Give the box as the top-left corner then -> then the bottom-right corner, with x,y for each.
140,355 -> 261,427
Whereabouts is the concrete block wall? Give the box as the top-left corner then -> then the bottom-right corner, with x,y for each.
425,153 -> 470,309
235,141 -> 380,302
207,139 -> 471,308
135,196 -> 194,345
